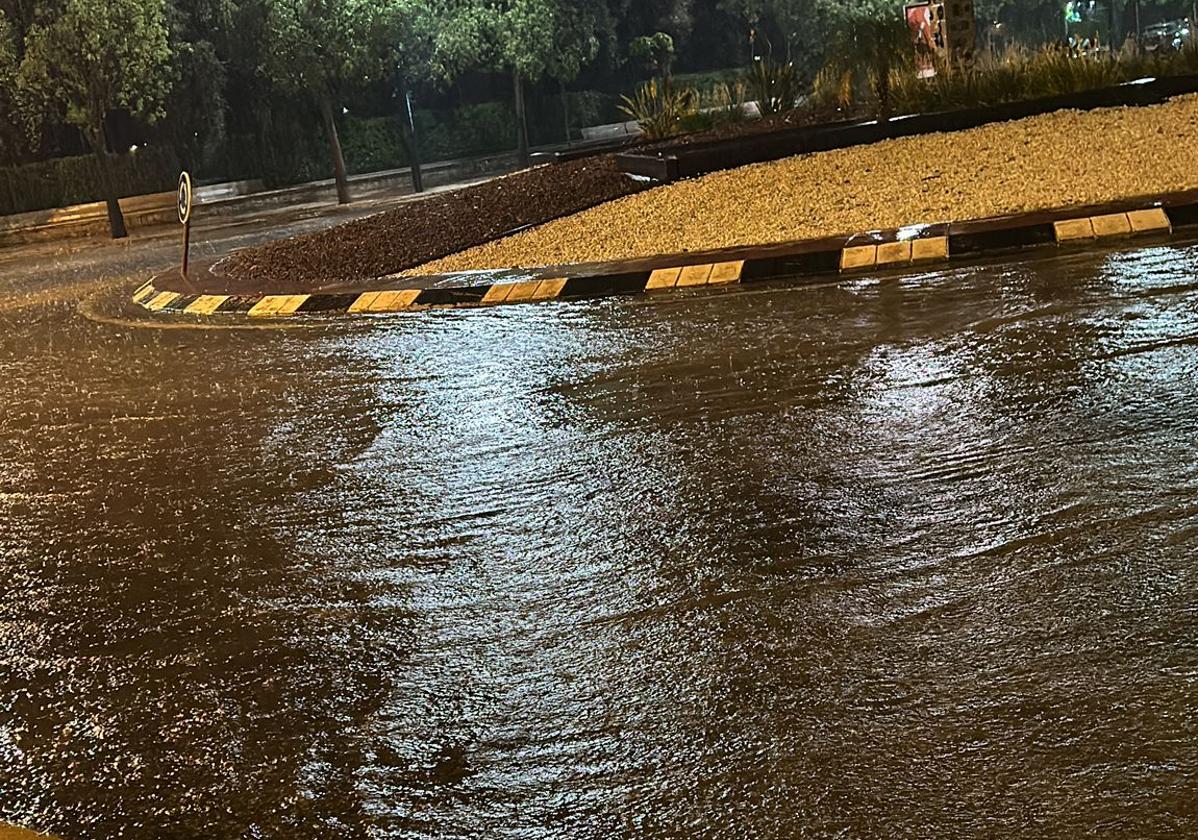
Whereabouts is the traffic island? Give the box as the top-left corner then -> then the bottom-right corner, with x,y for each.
134,92 -> 1198,318
212,91 -> 1198,291
133,190 -> 1198,319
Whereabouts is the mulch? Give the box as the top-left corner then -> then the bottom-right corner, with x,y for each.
216,155 -> 646,292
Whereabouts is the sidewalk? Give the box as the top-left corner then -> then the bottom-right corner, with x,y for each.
0,150 -> 523,248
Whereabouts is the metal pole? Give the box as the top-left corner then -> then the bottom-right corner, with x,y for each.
404,87 -> 424,194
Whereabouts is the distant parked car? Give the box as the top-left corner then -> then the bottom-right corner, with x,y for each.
1143,19 -> 1192,52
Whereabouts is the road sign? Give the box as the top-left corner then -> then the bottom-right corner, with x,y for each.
177,171 -> 193,225
178,171 -> 193,278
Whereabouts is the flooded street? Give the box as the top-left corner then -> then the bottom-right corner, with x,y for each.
2,239 -> 1198,839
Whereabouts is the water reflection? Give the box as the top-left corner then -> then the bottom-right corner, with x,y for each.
2,241 -> 1198,838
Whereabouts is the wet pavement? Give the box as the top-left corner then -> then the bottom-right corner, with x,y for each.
2,236 -> 1198,839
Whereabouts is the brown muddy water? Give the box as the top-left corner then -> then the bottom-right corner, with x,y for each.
2,240 -> 1198,839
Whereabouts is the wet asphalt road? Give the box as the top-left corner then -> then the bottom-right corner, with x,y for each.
1,234 -> 1198,839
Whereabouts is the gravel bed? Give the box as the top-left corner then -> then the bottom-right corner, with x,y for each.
416,95 -> 1198,275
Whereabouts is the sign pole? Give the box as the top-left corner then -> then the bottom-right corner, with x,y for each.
177,171 -> 193,280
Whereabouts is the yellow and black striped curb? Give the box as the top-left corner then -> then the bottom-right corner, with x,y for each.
136,192 -> 1198,318
133,259 -> 752,317
1052,207 -> 1173,241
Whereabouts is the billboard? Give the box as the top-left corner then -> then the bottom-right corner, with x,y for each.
906,0 -> 976,76
906,2 -> 942,78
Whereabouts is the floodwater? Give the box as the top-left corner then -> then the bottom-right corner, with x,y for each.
2,238 -> 1198,839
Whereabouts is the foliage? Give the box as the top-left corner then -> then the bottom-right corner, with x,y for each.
889,38 -> 1198,116
711,79 -> 751,120
1182,28 -> 1198,72
168,40 -> 227,168
562,90 -> 624,130
416,102 -> 519,158
718,0 -> 820,61
433,0 -> 604,84
0,9 -> 22,161
17,0 -> 172,149
339,115 -> 408,174
619,77 -> 697,139
673,66 -> 742,90
382,0 -> 440,82
630,31 -> 676,78
163,0 -> 240,172
262,0 -> 387,98
675,79 -> 751,132
0,12 -> 14,87
288,101 -> 583,179
746,56 -> 800,115
813,14 -> 911,115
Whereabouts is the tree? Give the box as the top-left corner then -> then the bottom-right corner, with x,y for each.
499,2 -> 542,163
378,0 -> 441,192
0,10 -> 21,163
165,0 -> 235,174
629,31 -> 675,81
17,0 -> 172,238
434,0 -> 602,167
263,0 -> 390,204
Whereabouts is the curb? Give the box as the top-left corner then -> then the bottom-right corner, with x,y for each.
133,190 -> 1198,319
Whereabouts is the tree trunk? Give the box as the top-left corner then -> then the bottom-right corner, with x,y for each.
89,126 -> 127,240
319,95 -> 351,205
876,41 -> 896,119
513,68 -> 530,168
560,80 -> 571,147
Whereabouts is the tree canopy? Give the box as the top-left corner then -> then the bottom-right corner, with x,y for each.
0,10 -> 19,158
17,0 -> 172,146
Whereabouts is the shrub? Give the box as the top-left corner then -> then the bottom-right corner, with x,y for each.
341,116 -> 407,174
619,78 -> 699,140
814,17 -> 914,116
416,102 -> 515,160
747,58 -> 802,116
0,145 -> 180,216
888,41 -> 1198,118
676,81 -> 752,134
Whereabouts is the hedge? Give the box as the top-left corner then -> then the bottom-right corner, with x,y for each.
0,145 -> 180,217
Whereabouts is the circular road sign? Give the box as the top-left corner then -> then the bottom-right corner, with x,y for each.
177,171 -> 193,225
